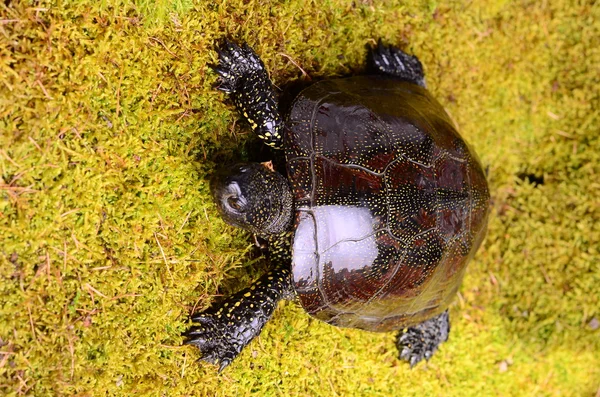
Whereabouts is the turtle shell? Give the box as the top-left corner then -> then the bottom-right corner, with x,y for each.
284,76 -> 489,332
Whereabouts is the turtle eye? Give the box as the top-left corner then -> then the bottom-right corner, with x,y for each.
227,196 -> 243,211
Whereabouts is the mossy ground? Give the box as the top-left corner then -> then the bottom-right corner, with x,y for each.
1,1 -> 599,396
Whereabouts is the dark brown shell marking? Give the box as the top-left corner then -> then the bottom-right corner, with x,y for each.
285,76 -> 490,332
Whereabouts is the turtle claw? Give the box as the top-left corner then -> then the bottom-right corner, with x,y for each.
211,39 -> 285,148
398,333 -> 434,367
218,358 -> 232,373
213,39 -> 267,94
395,310 -> 450,367
369,39 -> 426,87
211,65 -> 236,93
184,269 -> 292,371
189,313 -> 217,326
184,313 -> 242,371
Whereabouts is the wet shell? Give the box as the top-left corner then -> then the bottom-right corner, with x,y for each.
284,76 -> 490,331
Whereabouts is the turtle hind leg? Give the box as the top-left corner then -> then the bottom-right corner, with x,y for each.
213,40 -> 285,149
395,310 -> 450,367
184,267 -> 292,372
368,40 -> 426,88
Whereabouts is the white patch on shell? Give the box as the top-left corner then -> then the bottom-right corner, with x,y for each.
292,205 -> 379,291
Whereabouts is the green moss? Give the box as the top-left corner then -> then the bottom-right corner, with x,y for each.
1,0 -> 598,395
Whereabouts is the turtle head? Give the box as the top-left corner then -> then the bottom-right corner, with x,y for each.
213,162 -> 294,237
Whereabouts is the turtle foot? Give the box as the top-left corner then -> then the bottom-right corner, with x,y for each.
184,314 -> 240,372
212,39 -> 284,148
213,39 -> 266,94
396,310 -> 450,367
369,39 -> 426,87
184,268 -> 292,371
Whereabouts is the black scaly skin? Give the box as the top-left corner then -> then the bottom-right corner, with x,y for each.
189,40 -> 460,371
369,39 -> 427,88
185,233 -> 293,372
396,310 -> 450,367
213,40 -> 285,149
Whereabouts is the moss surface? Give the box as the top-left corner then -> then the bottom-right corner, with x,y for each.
1,0 -> 599,396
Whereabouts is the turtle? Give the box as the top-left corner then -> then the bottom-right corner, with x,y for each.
185,39 -> 490,371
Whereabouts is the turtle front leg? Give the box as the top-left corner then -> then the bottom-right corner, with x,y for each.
185,267 -> 292,371
213,40 -> 285,149
395,310 -> 450,367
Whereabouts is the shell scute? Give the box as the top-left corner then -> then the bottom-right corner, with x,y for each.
286,76 -> 489,331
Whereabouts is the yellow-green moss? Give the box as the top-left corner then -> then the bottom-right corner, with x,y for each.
1,0 -> 598,396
